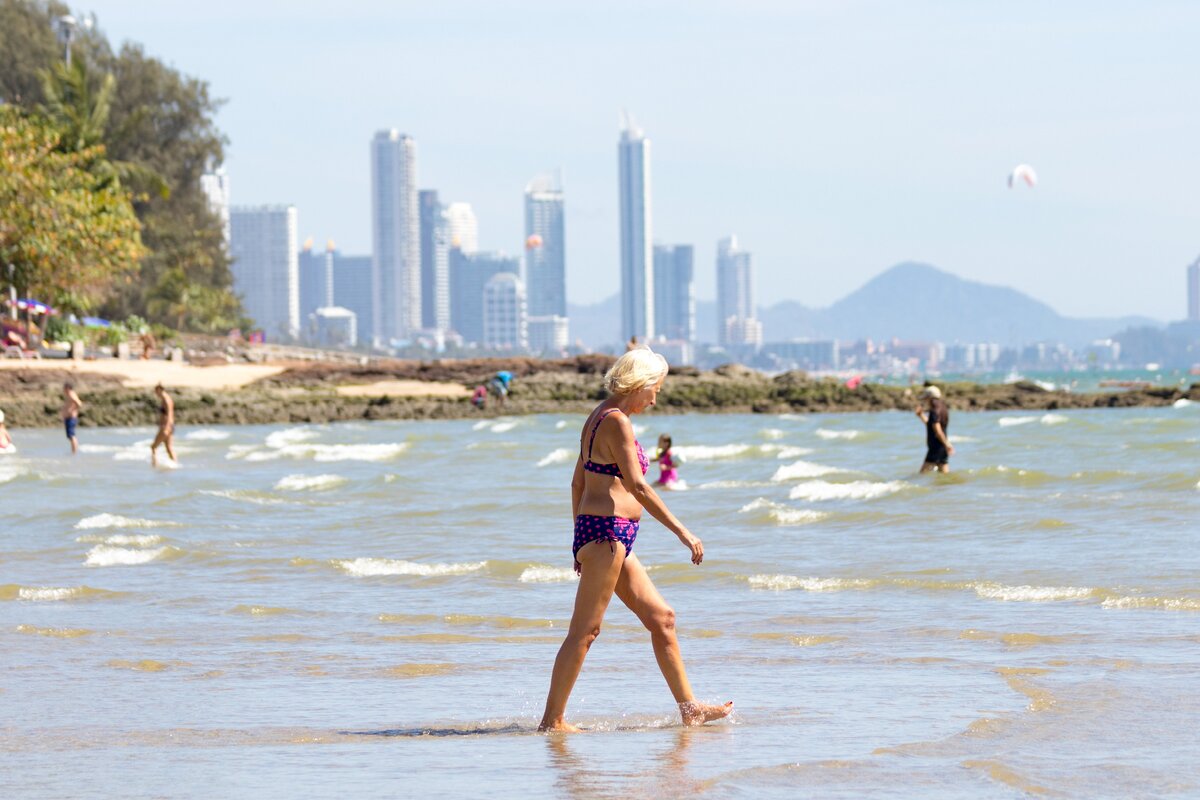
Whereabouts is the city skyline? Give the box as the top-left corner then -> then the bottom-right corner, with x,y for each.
94,2 -> 1200,322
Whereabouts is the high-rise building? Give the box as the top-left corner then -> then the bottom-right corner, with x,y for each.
419,190 -> 450,332
1188,257 -> 1200,321
332,253 -> 373,346
450,250 -> 520,345
298,238 -> 334,329
528,315 -> 570,355
524,173 -> 566,320
483,272 -> 528,351
370,130 -> 420,343
229,205 -> 299,340
716,235 -> 761,347
444,202 -> 478,254
618,114 -> 653,342
199,167 -> 230,244
653,244 -> 695,346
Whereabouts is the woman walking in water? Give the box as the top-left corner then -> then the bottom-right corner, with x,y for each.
150,384 -> 178,467
539,347 -> 732,732
915,385 -> 954,473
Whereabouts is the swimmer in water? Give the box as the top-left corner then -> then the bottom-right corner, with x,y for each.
538,347 -> 732,732
654,434 -> 680,488
150,384 -> 177,467
914,385 -> 954,473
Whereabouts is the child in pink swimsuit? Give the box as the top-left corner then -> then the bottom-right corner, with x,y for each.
655,434 -> 679,487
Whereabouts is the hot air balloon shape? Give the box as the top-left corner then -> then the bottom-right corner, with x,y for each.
525,234 -> 544,249
1007,164 -> 1037,189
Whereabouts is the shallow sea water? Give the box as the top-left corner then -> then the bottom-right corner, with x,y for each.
2,406 -> 1198,797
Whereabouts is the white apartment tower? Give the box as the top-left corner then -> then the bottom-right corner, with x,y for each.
199,167 -> 231,244
229,205 -> 299,340
618,113 -> 653,342
717,235 -> 762,347
370,130 -> 420,343
483,272 -> 528,351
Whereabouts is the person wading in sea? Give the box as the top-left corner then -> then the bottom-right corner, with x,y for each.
150,383 -> 178,467
915,385 -> 954,473
61,382 -> 83,455
538,346 -> 732,732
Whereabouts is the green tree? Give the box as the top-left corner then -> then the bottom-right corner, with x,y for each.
0,0 -> 239,332
0,106 -> 146,314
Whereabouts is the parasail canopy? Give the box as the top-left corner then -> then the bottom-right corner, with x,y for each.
1007,164 -> 1037,189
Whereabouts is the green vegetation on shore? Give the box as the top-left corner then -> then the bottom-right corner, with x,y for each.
0,0 -> 241,331
1,358 -> 1195,429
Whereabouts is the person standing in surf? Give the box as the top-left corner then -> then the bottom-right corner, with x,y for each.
538,347 -> 732,732
150,384 -> 178,467
915,385 -> 954,473
61,382 -> 83,455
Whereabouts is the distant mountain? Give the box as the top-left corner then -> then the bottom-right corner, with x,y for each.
569,262 -> 1160,350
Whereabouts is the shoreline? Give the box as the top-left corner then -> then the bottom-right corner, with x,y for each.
1,357 -> 1195,429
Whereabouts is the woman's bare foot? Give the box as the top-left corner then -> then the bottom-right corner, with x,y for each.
538,719 -> 584,733
679,700 -> 734,726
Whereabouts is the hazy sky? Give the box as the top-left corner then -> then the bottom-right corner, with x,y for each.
80,0 -> 1199,320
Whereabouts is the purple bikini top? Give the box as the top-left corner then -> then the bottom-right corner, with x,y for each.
582,408 -> 649,478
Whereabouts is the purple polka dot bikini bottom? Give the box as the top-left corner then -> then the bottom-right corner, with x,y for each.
573,514 -> 639,574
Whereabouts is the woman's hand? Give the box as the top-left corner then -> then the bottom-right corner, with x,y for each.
679,529 -> 704,565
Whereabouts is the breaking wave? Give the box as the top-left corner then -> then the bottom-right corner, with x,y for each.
75,513 -> 176,530
333,558 -> 487,577
787,480 -> 909,501
274,474 -> 348,492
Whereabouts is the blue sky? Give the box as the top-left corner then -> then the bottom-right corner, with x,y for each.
81,0 -> 1199,320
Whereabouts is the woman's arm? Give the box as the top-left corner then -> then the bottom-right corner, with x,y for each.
609,416 -> 703,565
932,422 -> 954,453
570,457 -> 585,518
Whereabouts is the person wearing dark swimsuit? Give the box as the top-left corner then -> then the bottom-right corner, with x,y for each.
539,347 -> 732,732
915,385 -> 953,473
150,383 -> 178,467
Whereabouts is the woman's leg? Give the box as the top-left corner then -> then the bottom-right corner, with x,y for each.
165,432 -> 177,462
538,540 -> 626,732
150,431 -> 165,465
615,554 -> 732,726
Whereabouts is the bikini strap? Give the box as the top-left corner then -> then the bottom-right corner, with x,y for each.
585,408 -> 621,460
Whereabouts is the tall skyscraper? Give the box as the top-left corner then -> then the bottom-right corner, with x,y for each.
370,130 -> 420,343
298,238 -> 334,328
419,190 -> 450,332
1189,257 -> 1200,321
229,205 -> 299,340
524,172 -> 566,318
483,272 -> 528,351
618,114 -> 653,342
444,202 -> 478,254
450,250 -> 519,345
653,244 -> 695,345
199,166 -> 230,244
716,235 -> 762,347
332,252 -> 373,346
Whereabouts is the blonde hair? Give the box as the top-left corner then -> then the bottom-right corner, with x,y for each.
604,346 -> 669,395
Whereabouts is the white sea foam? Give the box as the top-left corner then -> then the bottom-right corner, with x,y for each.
0,443 -> 17,455
110,440 -> 157,461
1173,398 -> 1194,409
519,566 -> 578,583
249,442 -> 408,463
696,480 -> 770,490
265,427 -> 319,448
200,489 -> 287,506
1101,595 -> 1200,612
748,574 -> 873,592
79,444 -> 121,454
225,444 -> 259,460
75,533 -> 164,547
85,545 -> 167,567
17,586 -> 82,601
334,558 -> 487,577
537,448 -> 575,467
739,498 -> 828,526
760,428 -> 785,440
473,419 -> 519,433
771,460 -> 846,481
998,416 -> 1037,427
185,429 -> 231,441
673,444 -> 755,461
1040,413 -> 1069,425
554,420 -> 570,429
774,446 -> 815,459
788,480 -> 908,501
0,464 -> 21,484
815,428 -> 861,440
274,474 -> 348,492
75,513 -> 175,530
491,421 -> 518,433
949,435 -> 977,443
972,583 -> 1092,602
